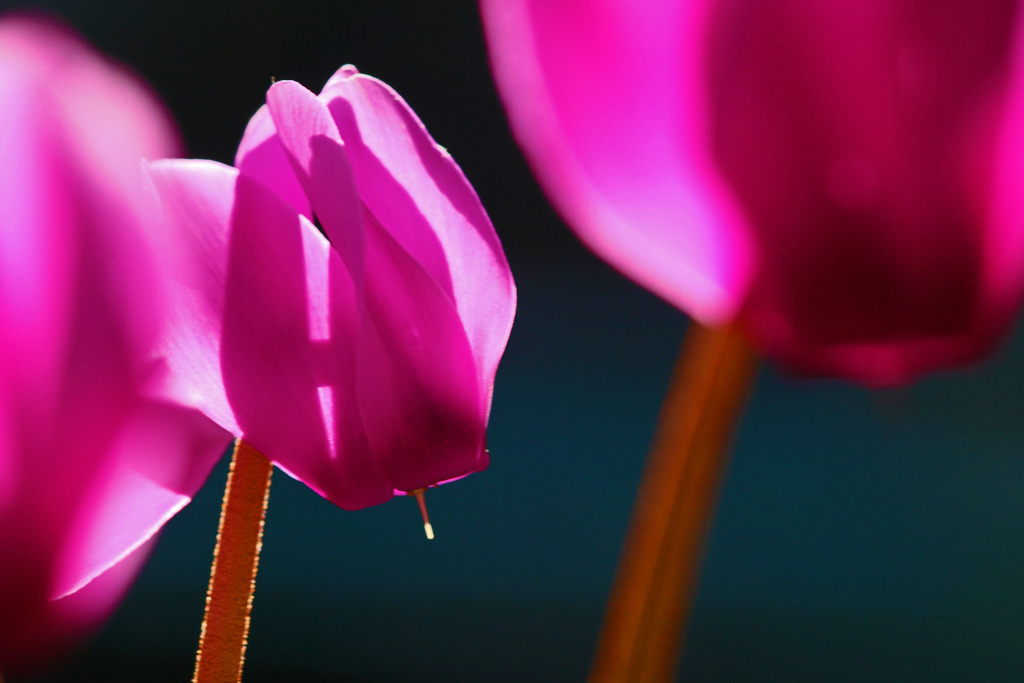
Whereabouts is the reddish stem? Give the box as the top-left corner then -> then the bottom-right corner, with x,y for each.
589,324 -> 758,682
193,440 -> 273,683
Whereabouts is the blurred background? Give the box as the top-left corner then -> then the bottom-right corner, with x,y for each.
5,0 -> 1024,680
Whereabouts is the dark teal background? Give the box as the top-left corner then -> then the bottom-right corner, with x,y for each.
5,1 -> 1024,680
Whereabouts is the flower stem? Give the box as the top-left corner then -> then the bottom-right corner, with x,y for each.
193,440 -> 273,683
588,324 -> 757,683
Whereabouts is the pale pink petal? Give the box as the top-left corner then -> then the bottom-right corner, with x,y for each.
481,0 -> 753,325
320,72 -> 516,410
144,160 -> 242,434
0,16 -> 181,167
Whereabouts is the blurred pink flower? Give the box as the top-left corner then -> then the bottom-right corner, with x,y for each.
149,67 -> 516,510
0,15 -> 231,673
482,0 -> 1024,383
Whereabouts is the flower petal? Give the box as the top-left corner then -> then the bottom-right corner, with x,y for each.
703,0 -> 1024,381
986,8 -> 1024,344
0,537 -> 154,673
54,400 -> 230,599
321,72 -> 516,404
265,80 -> 366,270
481,0 -> 752,325
0,403 -> 228,671
147,159 -> 349,440
235,103 -> 313,220
322,63 -> 361,91
263,83 -> 489,495
356,211 -> 488,493
149,159 -> 405,509
0,16 -> 229,671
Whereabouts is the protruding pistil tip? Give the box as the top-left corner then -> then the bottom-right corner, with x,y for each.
411,488 -> 435,541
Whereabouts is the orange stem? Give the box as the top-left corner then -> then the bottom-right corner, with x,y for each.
589,324 -> 758,683
193,440 -> 273,683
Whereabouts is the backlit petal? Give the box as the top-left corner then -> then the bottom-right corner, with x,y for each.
0,16 -> 230,672
481,0 -> 753,325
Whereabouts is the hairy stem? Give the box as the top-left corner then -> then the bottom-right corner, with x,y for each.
193,440 -> 273,683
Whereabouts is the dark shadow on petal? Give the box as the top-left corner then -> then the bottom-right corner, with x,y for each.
219,173 -> 337,499
327,96 -> 458,302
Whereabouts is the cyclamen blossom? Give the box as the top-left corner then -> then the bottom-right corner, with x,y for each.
149,67 -> 516,510
0,16 -> 231,673
482,0 -> 1024,384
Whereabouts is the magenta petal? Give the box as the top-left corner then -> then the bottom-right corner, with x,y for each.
703,0 -> 1024,382
235,104 -> 313,220
320,72 -> 516,407
986,13 -> 1024,337
0,16 -> 181,168
148,160 -> 402,509
481,0 -> 753,325
150,155 -> 486,506
2,537 -> 154,673
483,0 -> 1024,383
356,211 -> 488,492
0,16 -> 230,672
153,67 -> 514,510
0,403 -> 227,670
322,63 -> 362,91
53,400 -> 229,599
147,158 -> 348,434
257,82 -> 491,498
0,17 -> 178,379
264,78 -> 489,487
265,80 -> 366,268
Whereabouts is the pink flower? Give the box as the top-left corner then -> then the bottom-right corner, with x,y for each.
0,15 -> 232,673
148,67 -> 516,510
481,0 -> 1024,384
